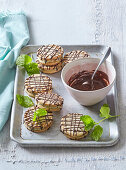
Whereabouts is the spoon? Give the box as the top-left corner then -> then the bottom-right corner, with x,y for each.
83,47 -> 111,86
91,47 -> 111,80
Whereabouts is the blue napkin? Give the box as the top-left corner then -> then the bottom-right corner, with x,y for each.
0,11 -> 30,131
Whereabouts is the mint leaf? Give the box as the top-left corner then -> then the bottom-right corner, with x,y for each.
80,115 -> 95,131
33,108 -> 47,121
33,115 -> 37,122
24,62 -> 40,76
16,54 -> 32,67
80,104 -> 120,141
16,94 -> 34,108
90,125 -> 103,141
100,104 -> 111,118
16,54 -> 40,76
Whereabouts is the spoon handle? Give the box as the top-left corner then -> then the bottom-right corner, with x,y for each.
91,47 -> 111,80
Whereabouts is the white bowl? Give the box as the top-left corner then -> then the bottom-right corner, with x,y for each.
61,58 -> 116,106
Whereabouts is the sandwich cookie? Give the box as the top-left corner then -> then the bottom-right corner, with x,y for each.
63,50 -> 89,65
24,74 -> 52,98
37,44 -> 63,66
60,113 -> 88,140
35,92 -> 64,111
24,106 -> 53,132
36,60 -> 63,74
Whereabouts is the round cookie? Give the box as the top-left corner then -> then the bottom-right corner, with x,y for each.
37,44 -> 63,66
60,113 -> 88,140
36,59 -> 63,74
35,92 -> 64,111
24,74 -> 52,98
63,50 -> 89,65
24,106 -> 53,132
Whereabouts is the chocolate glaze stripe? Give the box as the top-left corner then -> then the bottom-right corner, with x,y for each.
25,74 -> 52,80
46,46 -> 62,59
38,44 -> 55,60
33,74 -> 37,93
37,45 -> 54,62
25,75 -> 52,92
24,107 -> 53,130
37,56 -> 62,63
74,50 -> 83,59
37,62 -> 62,71
42,44 -> 55,59
44,45 -> 58,57
25,81 -> 51,84
66,51 -> 85,60
26,85 -> 51,91
25,80 -> 51,84
37,45 -> 63,62
64,50 -> 89,63
61,113 -> 87,136
36,92 -> 63,106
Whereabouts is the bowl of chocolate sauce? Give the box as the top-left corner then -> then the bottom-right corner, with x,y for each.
61,58 -> 116,106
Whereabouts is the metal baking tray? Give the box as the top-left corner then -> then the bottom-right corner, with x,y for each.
10,45 -> 120,147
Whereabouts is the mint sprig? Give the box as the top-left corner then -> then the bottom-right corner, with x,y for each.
16,54 -> 32,68
80,104 -> 120,141
16,54 -> 40,76
24,62 -> 40,76
90,125 -> 103,141
33,108 -> 47,122
16,94 -> 34,108
80,115 -> 95,131
100,104 -> 110,118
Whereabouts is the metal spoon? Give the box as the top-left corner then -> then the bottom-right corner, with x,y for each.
83,47 -> 111,86
91,47 -> 111,81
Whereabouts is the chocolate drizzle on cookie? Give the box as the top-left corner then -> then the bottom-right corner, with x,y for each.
36,92 -> 64,106
36,59 -> 63,71
60,113 -> 88,139
25,74 -> 52,94
24,106 -> 53,132
64,50 -> 89,65
37,44 -> 63,62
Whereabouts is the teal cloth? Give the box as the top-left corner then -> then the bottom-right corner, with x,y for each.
0,12 -> 30,131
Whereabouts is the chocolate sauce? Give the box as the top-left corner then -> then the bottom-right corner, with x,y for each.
68,70 -> 109,91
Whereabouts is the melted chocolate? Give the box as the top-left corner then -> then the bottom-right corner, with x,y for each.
68,70 -> 109,91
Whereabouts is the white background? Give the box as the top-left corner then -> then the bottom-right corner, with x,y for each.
0,0 -> 126,169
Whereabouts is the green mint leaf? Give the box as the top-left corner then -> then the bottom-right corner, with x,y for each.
100,104 -> 111,118
33,115 -> 37,122
80,115 -> 95,131
16,94 -> 34,108
24,62 -> 40,76
90,125 -> 103,141
16,54 -> 32,67
33,108 -> 47,121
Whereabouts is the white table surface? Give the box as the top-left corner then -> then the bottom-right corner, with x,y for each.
0,0 -> 126,169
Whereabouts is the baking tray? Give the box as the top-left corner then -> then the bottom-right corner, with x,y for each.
10,45 -> 119,147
